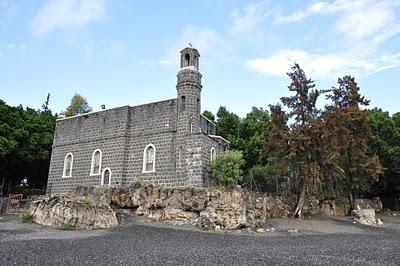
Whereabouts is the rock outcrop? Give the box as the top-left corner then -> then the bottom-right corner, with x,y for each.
66,184 -> 291,230
29,184 -> 385,231
28,195 -> 118,229
109,185 -> 251,230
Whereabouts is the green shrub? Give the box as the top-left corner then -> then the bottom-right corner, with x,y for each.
210,150 -> 244,187
21,212 -> 34,223
22,188 -> 46,196
335,198 -> 350,206
80,196 -> 89,205
57,223 -> 74,230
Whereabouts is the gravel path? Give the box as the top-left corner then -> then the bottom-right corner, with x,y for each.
0,214 -> 399,265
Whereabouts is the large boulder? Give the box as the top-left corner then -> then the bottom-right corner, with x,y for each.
28,196 -> 118,229
352,208 -> 383,226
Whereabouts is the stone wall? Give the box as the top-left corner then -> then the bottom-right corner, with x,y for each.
48,99 -> 227,195
48,106 -> 130,195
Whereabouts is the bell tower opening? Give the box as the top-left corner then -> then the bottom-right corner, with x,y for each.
180,46 -> 200,71
184,53 -> 190,67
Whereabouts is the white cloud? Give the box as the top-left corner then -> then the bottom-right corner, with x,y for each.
32,0 -> 106,36
139,60 -> 154,67
164,25 -> 234,67
230,3 -> 269,34
275,0 -> 400,41
334,1 -> 397,42
275,2 -> 328,24
246,49 -> 400,80
157,59 -> 173,66
265,0 -> 400,79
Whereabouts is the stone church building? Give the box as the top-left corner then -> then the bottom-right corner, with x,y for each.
47,46 -> 230,195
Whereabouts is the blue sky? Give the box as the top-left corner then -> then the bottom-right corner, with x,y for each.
1,0 -> 399,117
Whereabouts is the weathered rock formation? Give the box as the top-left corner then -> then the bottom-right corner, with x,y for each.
70,184 -> 293,230
29,194 -> 118,229
28,184 -> 384,230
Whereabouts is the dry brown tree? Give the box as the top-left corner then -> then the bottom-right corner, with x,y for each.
266,64 -> 327,218
324,76 -> 383,209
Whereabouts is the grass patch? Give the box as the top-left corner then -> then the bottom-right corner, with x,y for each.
21,212 -> 34,223
335,198 -> 350,206
57,223 -> 75,230
206,186 -> 229,193
80,196 -> 90,206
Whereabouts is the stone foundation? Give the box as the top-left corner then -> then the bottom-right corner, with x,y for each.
29,184 -> 383,230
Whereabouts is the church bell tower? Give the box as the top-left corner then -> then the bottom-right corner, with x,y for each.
176,45 -> 203,186
176,46 -> 202,134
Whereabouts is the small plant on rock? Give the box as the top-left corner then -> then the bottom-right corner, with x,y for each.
21,212 -> 34,223
210,150 -> 245,188
57,223 -> 74,230
80,196 -> 89,206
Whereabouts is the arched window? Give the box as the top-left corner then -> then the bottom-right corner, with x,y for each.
101,168 -> 111,186
181,96 -> 186,111
62,153 -> 73,177
184,53 -> 190,66
210,147 -> 216,162
143,144 -> 156,173
90,149 -> 102,175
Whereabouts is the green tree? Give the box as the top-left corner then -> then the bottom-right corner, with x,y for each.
368,108 -> 400,197
64,93 -> 92,117
239,107 -> 271,170
216,106 -> 241,149
392,112 -> 400,128
0,100 -> 56,195
210,150 -> 244,187
202,110 -> 215,122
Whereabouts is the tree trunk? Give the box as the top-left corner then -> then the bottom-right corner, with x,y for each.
292,180 -> 307,218
275,174 -> 279,194
348,191 -> 355,210
0,178 -> 4,196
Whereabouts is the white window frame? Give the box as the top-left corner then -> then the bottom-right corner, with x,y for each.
90,149 -> 102,176
62,153 -> 73,178
210,147 -> 216,162
142,144 -> 156,173
101,167 -> 112,187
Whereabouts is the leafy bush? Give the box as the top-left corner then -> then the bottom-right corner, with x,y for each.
251,164 -> 276,193
21,212 -> 34,223
57,223 -> 74,230
210,150 -> 244,187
